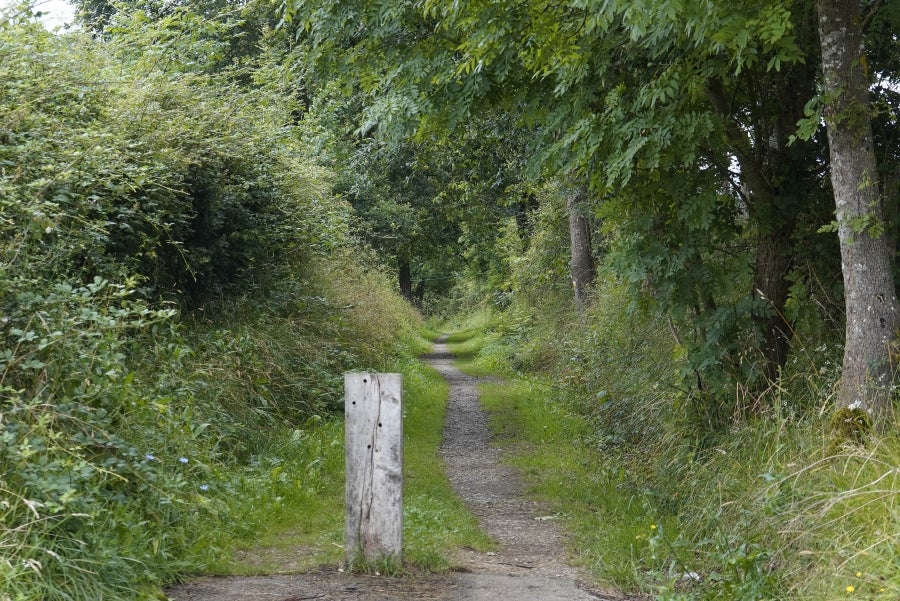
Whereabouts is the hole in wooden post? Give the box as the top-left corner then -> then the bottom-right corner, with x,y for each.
345,372 -> 402,564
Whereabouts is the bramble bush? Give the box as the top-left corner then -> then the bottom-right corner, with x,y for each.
1,4 -> 338,307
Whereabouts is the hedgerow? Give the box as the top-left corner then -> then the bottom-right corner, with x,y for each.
0,7 -> 410,599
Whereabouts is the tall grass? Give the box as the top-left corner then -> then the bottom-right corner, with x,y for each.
442,278 -> 900,600
782,439 -> 900,599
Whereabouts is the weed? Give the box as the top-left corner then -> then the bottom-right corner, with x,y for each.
782,438 -> 900,599
346,553 -> 406,576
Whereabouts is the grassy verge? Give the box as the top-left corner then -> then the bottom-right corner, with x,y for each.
0,242 -> 492,600
446,326 -> 665,589
443,320 -> 900,600
206,346 -> 491,576
202,418 -> 347,575
457,368 -> 669,592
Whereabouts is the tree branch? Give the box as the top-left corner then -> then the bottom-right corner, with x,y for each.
705,78 -> 775,204
861,0 -> 883,32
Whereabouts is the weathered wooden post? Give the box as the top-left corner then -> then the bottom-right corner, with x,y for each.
344,373 -> 403,566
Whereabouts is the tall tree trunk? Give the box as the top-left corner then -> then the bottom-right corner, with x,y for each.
566,184 -> 595,311
884,168 -> 899,270
398,259 -> 412,302
414,279 -> 426,308
707,79 -> 806,394
818,0 -> 900,423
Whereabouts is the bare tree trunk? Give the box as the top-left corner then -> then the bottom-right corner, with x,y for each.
884,168 -> 899,269
818,0 -> 900,423
515,192 -> 539,247
707,79 -> 805,395
414,279 -> 425,308
566,185 -> 595,312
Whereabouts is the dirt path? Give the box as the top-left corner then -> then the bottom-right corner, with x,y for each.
166,337 -> 622,601
427,337 -> 610,600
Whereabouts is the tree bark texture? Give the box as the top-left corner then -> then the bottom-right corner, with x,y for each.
566,185 -> 595,312
884,168 -> 899,268
752,220 -> 795,387
818,0 -> 900,419
413,279 -> 425,308
515,193 -> 539,246
344,373 -> 403,564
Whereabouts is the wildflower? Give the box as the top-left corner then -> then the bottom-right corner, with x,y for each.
650,524 -> 657,530
145,454 -> 156,461
200,484 -> 209,492
846,585 -> 854,593
179,457 -> 188,464
855,572 -> 861,578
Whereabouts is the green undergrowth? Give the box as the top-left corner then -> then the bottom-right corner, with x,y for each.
441,309 -> 515,378
203,417 -> 347,575
179,260 -> 491,576
1,242 -> 482,599
441,298 -> 900,600
1,13 -> 394,599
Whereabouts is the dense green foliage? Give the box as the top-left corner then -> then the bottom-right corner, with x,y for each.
0,5 -> 464,599
2,0 -> 900,599
443,287 -> 897,599
285,0 -> 900,423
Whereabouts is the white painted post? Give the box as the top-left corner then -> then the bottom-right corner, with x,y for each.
344,373 -> 403,565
